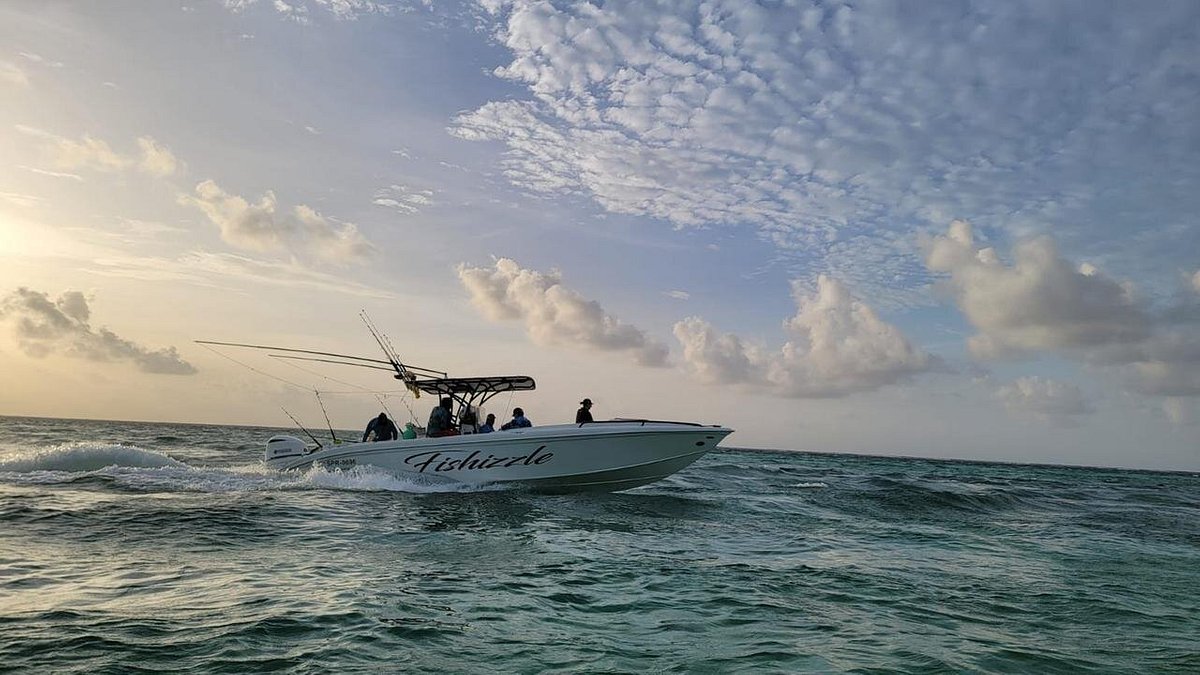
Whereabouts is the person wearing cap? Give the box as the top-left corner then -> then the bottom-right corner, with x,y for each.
501,407 -> 532,430
575,398 -> 594,424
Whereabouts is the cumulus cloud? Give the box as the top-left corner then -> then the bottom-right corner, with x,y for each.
926,221 -> 1200,398
453,1 -> 1200,301
925,220 -> 1149,358
674,276 -> 935,397
0,288 -> 197,375
995,376 -> 1092,421
15,125 -> 181,176
457,258 -> 669,366
181,180 -> 374,264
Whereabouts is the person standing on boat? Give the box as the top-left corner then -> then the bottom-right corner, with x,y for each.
575,398 -> 594,424
362,412 -> 398,442
427,397 -> 459,437
501,407 -> 532,430
479,413 -> 496,434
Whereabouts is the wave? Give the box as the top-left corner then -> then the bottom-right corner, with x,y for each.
0,443 -> 504,495
0,442 -> 184,472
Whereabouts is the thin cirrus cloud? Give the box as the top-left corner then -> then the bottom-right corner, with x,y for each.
372,184 -> 433,215
995,376 -> 1093,423
451,1 -> 1199,302
924,221 -> 1200,402
1,61 -> 28,87
0,288 -> 196,375
673,276 -> 936,398
14,125 -> 180,177
457,258 -> 670,367
180,180 -> 375,265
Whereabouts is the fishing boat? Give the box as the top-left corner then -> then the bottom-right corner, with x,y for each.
197,319 -> 733,493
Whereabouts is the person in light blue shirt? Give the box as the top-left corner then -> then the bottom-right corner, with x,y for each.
479,413 -> 496,434
501,408 -> 532,430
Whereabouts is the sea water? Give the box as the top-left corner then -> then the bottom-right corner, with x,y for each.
0,415 -> 1197,673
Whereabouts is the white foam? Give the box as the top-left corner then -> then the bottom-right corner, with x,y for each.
794,481 -> 828,489
0,442 -> 184,473
0,442 -> 505,494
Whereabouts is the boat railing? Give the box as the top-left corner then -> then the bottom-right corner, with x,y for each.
578,419 -> 722,428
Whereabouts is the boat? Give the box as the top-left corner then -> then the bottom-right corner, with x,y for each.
197,320 -> 733,493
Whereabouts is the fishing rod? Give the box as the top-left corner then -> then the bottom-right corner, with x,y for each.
314,391 -> 340,445
281,406 -> 322,450
195,339 -> 446,377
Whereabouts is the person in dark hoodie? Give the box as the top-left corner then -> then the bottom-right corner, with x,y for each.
362,412 -> 398,442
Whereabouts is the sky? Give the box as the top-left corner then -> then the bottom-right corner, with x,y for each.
1,0 -> 1197,470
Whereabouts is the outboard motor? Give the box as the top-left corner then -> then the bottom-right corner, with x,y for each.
265,435 -> 308,463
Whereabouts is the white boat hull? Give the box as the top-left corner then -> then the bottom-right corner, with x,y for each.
266,422 -> 733,493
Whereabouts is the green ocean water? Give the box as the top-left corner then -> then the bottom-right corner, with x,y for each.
0,415 -> 1197,673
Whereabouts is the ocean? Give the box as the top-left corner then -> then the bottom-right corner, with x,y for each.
0,415 -> 1197,673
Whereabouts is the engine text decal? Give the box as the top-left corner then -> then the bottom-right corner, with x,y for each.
403,445 -> 553,473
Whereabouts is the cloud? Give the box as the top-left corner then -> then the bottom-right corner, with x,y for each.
181,180 -> 374,264
995,376 -> 1092,421
0,288 -> 197,375
663,290 -> 690,301
225,0 -> 392,21
1193,270 -> 1200,295
924,220 -> 1149,358
19,166 -> 83,181
15,125 -> 181,176
137,137 -> 180,176
0,191 -> 43,207
372,184 -> 433,214
453,1 -> 1200,302
926,221 -> 1200,398
87,251 -> 397,299
674,275 -> 935,397
1,61 -> 29,87
457,258 -> 669,366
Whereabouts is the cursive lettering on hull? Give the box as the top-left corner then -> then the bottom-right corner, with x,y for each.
403,445 -> 554,474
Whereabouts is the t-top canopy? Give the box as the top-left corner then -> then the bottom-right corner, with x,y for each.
408,375 -> 536,413
411,376 -> 536,397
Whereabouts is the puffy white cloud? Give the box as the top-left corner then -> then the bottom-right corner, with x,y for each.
0,288 -> 196,375
181,180 -> 374,264
453,1 -> 1200,301
15,125 -> 180,176
924,220 -> 1149,358
674,275 -> 934,397
995,376 -> 1092,421
926,221 -> 1200,398
663,290 -> 690,301
137,137 -> 180,176
457,258 -> 669,366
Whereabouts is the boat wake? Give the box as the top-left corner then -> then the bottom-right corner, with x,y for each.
0,442 -> 500,494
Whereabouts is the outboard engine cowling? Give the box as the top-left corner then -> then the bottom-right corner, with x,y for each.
265,435 -> 308,462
